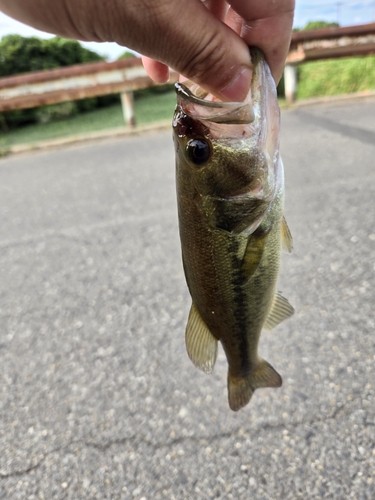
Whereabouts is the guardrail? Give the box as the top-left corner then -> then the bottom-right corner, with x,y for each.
284,22 -> 375,102
0,57 -> 178,126
0,22 -> 375,122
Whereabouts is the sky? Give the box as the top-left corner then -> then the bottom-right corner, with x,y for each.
0,0 -> 375,61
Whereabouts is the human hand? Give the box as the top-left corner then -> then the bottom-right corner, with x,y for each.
143,0 -> 295,100
0,0 -> 294,101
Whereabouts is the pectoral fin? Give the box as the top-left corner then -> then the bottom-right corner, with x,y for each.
281,217 -> 293,253
185,303 -> 218,374
263,291 -> 294,330
241,228 -> 269,280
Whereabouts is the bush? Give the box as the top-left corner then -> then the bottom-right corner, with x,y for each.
34,102 -> 79,124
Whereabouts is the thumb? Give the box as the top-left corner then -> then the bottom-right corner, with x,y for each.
125,0 -> 253,101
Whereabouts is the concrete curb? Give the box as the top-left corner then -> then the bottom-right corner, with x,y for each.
280,89 -> 375,110
2,90 -> 375,156
3,120 -> 172,157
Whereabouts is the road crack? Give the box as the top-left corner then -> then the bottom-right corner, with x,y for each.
0,396 -> 368,478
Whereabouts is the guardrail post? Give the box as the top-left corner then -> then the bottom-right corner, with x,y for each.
120,91 -> 136,127
284,64 -> 298,104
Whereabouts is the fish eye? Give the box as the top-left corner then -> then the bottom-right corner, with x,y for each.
186,138 -> 211,165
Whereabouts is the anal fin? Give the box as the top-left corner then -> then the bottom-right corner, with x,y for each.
185,303 -> 218,374
228,359 -> 282,411
263,291 -> 294,330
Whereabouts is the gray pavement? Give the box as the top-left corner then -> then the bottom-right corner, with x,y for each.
0,97 -> 375,499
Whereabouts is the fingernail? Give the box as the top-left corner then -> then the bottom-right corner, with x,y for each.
218,66 -> 253,102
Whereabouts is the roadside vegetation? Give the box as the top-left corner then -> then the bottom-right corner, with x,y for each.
291,20 -> 375,99
0,22 -> 374,150
0,87 -> 176,148
297,56 -> 375,99
0,34 -> 115,132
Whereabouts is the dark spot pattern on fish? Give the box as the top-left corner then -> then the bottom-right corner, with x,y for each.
226,237 -> 251,377
207,197 -> 268,235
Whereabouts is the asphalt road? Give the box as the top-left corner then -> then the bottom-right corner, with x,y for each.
0,97 -> 375,499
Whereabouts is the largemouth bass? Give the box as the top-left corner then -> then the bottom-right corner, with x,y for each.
173,48 -> 294,411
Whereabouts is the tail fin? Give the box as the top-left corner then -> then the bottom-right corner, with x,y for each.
227,359 -> 282,411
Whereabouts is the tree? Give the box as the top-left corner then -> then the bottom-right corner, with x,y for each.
117,50 -> 137,60
0,35 -> 114,129
303,21 -> 339,31
0,35 -> 103,77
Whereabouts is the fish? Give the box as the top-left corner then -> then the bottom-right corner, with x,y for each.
172,48 -> 294,411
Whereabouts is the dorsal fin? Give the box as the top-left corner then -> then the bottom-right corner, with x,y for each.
185,303 -> 218,374
263,291 -> 294,330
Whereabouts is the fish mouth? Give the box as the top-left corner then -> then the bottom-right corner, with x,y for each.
174,82 -> 255,125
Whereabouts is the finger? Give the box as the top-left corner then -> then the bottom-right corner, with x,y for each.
142,56 -> 170,83
142,0 -> 229,86
97,0 -> 254,101
240,15 -> 294,84
228,0 -> 295,84
225,7 -> 243,35
109,0 -> 253,102
201,0 -> 229,21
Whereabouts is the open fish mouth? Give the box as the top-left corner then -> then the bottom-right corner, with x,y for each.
173,47 -> 282,209
174,82 -> 255,125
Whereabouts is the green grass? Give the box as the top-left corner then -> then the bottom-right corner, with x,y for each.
0,88 -> 176,148
297,56 -> 375,99
134,88 -> 176,124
